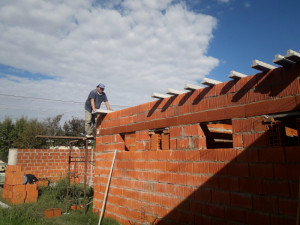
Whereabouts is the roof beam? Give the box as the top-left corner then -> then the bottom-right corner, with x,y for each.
166,88 -> 185,95
201,78 -> 221,86
184,83 -> 202,91
228,71 -> 247,79
273,54 -> 295,67
151,92 -> 170,99
251,59 -> 276,71
284,49 -> 300,63
94,109 -> 114,114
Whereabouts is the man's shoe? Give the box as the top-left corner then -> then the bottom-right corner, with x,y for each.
85,134 -> 94,138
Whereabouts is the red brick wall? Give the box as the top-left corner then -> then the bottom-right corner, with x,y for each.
94,147 -> 299,225
93,64 -> 300,225
16,148 -> 95,184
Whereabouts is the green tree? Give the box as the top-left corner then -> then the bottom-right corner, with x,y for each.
63,117 -> 85,137
14,118 -> 46,149
0,117 -> 15,161
0,114 -> 87,161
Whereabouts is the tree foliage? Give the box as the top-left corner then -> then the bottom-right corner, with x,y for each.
0,115 -> 85,162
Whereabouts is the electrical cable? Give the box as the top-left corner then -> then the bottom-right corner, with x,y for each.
0,93 -> 131,108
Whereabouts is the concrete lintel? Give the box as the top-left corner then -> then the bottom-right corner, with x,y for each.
94,109 -> 114,114
285,49 -> 300,63
151,92 -> 170,99
228,71 -> 247,79
273,54 -> 295,67
184,83 -> 202,91
166,88 -> 185,95
251,59 -> 277,71
201,78 -> 221,86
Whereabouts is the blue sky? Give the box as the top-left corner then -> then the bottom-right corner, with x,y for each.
203,0 -> 300,80
0,0 -> 299,122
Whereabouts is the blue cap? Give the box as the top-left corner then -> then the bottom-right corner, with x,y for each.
97,83 -> 105,89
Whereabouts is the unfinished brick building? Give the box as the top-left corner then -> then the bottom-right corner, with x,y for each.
11,50 -> 300,224
92,51 -> 300,224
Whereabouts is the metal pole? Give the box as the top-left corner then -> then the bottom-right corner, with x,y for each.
98,150 -> 117,225
66,143 -> 72,213
83,139 -> 88,215
296,176 -> 300,225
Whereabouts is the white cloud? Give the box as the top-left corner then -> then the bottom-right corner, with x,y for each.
218,0 -> 231,3
0,0 -> 218,122
244,2 -> 251,8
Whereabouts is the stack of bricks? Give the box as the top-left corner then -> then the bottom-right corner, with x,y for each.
2,165 -> 38,204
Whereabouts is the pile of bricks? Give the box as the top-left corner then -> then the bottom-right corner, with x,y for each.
2,165 -> 38,204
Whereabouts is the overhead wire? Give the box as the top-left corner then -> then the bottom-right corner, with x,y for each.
0,93 -> 131,108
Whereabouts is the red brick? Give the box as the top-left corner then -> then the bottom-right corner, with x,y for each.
253,195 -> 278,213
289,181 -> 299,198
246,97 -> 297,117
206,108 -> 227,122
53,208 -> 61,217
194,188 -> 211,202
170,126 -> 182,138
218,176 -> 239,191
176,138 -> 190,149
233,134 -> 243,148
170,139 -> 176,149
242,133 -> 256,147
249,163 -> 273,178
184,124 -> 203,136
278,164 -> 300,180
161,133 -> 170,150
195,215 -> 212,225
262,180 -> 290,197
202,203 -> 225,218
211,190 -> 230,205
232,119 -> 243,133
209,162 -> 227,175
178,111 -> 207,125
232,147 -> 257,162
239,177 -> 263,194
179,102 -> 192,115
278,198 -> 298,216
193,137 -> 207,149
227,162 -> 249,177
192,162 -> 210,174
230,192 -> 252,209
44,209 -> 54,218
5,165 -> 22,172
246,211 -> 270,225
224,106 -> 246,119
270,215 -> 295,225
224,207 -> 246,224
214,148 -> 236,162
259,147 -> 285,162
248,89 -> 269,103
285,146 -> 300,162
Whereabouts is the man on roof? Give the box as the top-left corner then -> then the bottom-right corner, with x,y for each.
84,83 -> 110,138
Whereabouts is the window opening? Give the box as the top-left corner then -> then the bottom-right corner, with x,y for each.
200,119 -> 233,149
264,115 -> 299,147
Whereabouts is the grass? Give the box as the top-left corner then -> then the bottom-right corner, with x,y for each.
0,179 -> 121,225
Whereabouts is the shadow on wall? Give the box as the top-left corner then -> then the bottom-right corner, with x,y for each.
155,131 -> 300,225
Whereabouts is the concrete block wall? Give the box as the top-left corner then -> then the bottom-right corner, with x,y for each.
16,148 -> 95,184
93,64 -> 300,225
